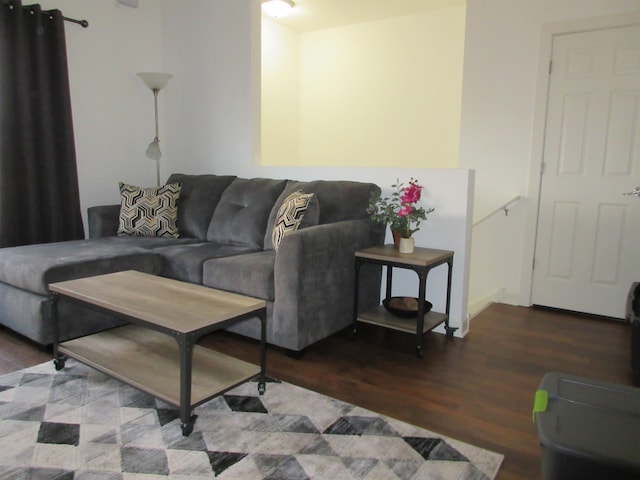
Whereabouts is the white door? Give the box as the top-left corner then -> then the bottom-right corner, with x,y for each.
532,24 -> 640,319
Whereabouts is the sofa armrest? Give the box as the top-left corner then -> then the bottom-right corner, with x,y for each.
273,219 -> 384,351
88,204 -> 120,238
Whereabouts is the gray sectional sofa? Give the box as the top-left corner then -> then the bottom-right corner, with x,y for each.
0,173 -> 384,356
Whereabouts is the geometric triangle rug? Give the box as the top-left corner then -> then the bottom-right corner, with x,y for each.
0,360 -> 503,479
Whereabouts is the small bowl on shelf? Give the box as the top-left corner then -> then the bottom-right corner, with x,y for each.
382,297 -> 433,318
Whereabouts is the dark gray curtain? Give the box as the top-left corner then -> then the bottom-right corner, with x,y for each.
0,0 -> 84,247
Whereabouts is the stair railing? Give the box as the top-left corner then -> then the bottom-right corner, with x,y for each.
472,196 -> 522,227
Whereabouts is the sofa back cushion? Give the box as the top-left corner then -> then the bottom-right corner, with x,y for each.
310,180 -> 380,224
207,177 -> 287,248
263,179 -> 380,250
166,173 -> 237,240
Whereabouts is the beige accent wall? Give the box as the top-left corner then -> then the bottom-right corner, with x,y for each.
261,20 -> 300,165
261,5 -> 466,168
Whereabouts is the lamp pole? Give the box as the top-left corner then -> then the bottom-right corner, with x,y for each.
152,88 -> 160,186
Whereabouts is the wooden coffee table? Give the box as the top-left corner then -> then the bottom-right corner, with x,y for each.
48,270 -> 267,436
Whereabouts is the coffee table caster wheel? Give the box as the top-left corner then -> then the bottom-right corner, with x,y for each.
258,382 -> 266,395
416,346 -> 424,358
53,356 -> 66,370
181,414 -> 197,437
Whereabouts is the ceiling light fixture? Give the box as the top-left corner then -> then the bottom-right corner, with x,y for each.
261,0 -> 295,18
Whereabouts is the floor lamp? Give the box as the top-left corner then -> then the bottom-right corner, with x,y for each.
137,72 -> 172,186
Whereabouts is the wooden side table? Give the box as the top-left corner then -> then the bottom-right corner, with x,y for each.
353,245 -> 456,357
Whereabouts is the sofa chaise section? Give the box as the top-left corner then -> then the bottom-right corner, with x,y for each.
0,173 -> 240,346
0,239 -> 168,343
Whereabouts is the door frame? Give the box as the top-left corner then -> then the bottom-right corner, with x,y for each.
519,11 -> 640,307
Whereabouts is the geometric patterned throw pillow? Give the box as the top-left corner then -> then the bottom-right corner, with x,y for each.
271,191 -> 314,251
117,182 -> 181,238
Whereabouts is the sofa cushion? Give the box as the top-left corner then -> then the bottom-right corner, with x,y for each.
271,191 -> 316,251
206,177 -> 286,249
153,242 -> 259,284
0,239 -> 164,295
90,236 -> 200,250
166,173 -> 237,240
117,182 -> 181,238
202,251 -> 276,301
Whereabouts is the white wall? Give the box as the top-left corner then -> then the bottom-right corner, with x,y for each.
460,0 -> 640,311
162,0 -> 258,176
38,0 -> 164,223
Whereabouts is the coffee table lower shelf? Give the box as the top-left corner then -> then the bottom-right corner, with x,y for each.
59,324 -> 260,410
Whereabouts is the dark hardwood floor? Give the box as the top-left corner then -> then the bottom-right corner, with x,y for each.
0,303 -> 633,479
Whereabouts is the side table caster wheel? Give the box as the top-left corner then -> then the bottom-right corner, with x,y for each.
416,346 -> 424,358
181,414 -> 197,437
53,356 -> 66,370
258,382 -> 266,395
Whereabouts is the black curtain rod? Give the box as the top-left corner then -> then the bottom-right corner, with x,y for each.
63,16 -> 88,28
3,1 -> 89,28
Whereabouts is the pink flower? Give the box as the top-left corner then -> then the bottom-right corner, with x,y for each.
367,177 -> 434,239
397,205 -> 413,217
400,182 -> 422,204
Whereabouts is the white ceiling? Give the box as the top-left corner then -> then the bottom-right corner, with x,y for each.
265,0 -> 465,32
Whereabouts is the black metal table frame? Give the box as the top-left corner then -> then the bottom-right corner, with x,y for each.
49,291 -> 267,436
353,253 -> 456,357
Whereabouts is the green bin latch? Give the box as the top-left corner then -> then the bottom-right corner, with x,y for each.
532,389 -> 549,422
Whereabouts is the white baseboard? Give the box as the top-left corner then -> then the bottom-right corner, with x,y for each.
501,290 -> 520,306
468,287 -> 519,319
468,293 -> 496,319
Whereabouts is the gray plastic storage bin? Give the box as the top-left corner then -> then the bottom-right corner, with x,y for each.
533,372 -> 640,480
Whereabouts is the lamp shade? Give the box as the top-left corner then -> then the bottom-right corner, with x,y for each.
137,72 -> 172,90
145,139 -> 161,161
261,0 -> 294,18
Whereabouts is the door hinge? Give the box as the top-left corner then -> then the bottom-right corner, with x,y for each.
549,60 -> 553,74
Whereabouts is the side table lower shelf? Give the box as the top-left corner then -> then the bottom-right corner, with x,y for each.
59,324 -> 260,409
357,305 -> 448,334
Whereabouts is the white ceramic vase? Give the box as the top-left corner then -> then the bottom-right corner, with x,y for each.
399,237 -> 414,254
